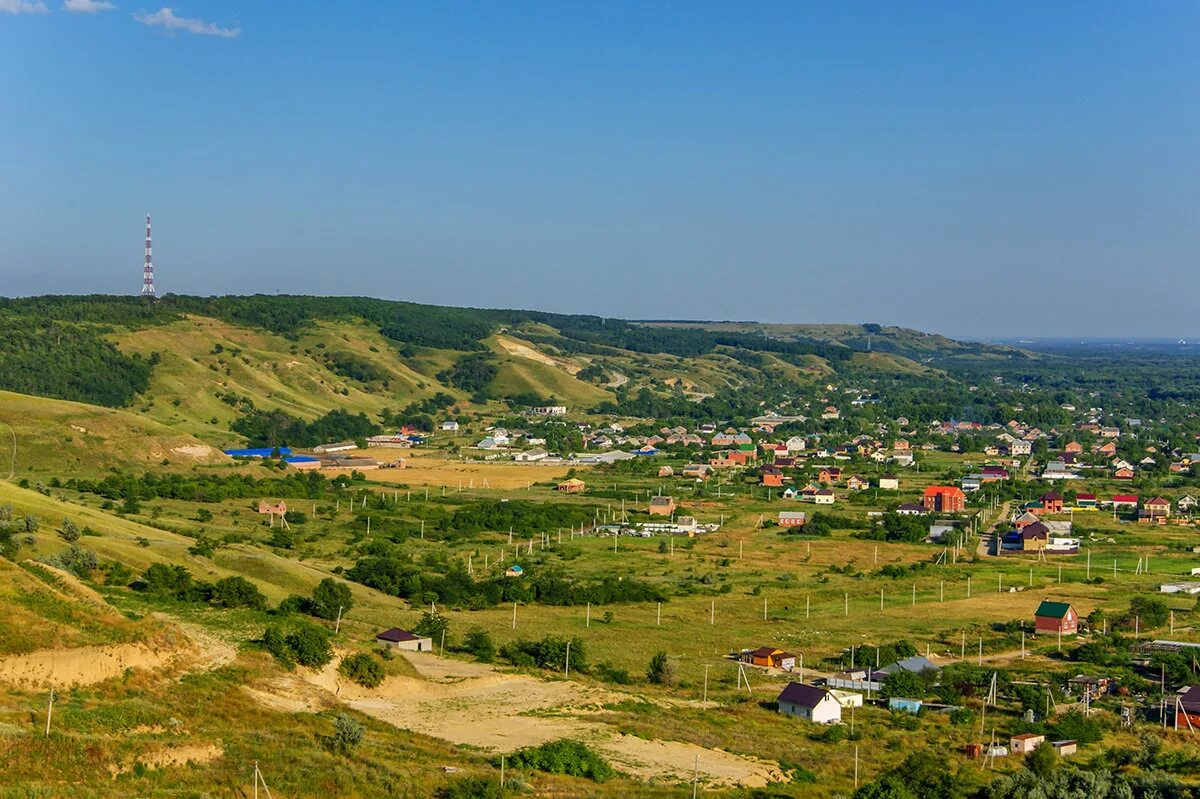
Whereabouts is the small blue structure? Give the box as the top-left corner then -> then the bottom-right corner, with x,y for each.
284,455 -> 319,465
888,697 -> 924,714
224,447 -> 293,458
634,447 -> 660,456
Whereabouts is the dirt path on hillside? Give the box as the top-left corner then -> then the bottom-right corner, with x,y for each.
495,336 -> 581,374
249,651 -> 782,788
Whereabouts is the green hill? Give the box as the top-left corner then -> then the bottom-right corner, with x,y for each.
0,294 -> 1021,457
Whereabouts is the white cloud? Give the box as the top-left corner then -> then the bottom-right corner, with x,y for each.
64,0 -> 115,12
134,6 -> 239,37
0,0 -> 49,13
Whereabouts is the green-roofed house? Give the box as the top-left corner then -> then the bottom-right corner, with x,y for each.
1035,600 -> 1078,636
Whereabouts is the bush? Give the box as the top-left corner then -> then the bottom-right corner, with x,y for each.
463,628 -> 495,663
310,577 -> 354,620
263,621 -> 333,670
504,739 -> 614,782
210,576 -> 267,609
647,651 -> 677,685
328,713 -> 363,754
59,518 -> 80,543
339,652 -> 385,688
436,776 -> 503,799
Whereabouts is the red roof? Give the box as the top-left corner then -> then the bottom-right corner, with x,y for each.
1112,494 -> 1138,503
924,486 -> 965,499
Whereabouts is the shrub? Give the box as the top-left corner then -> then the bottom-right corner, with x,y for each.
328,713 -> 363,754
59,518 -> 80,543
505,739 -> 614,782
263,621 -> 333,670
436,776 -> 503,799
310,577 -> 354,620
339,652 -> 385,688
647,651 -> 677,685
210,576 -> 267,609
463,628 -> 495,663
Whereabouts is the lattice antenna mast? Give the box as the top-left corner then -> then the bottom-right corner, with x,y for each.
141,214 -> 156,298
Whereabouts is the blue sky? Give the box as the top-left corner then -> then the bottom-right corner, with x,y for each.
2,2 -> 1197,337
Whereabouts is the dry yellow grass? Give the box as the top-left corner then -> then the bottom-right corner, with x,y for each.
365,453 -> 589,490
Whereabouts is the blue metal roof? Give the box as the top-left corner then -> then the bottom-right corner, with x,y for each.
224,447 -> 293,458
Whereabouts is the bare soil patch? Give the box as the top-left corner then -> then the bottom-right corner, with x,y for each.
250,651 -> 782,788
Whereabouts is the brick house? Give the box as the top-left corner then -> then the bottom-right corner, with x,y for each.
1034,600 -> 1078,636
923,486 -> 966,513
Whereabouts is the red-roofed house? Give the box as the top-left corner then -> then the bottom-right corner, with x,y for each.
1111,494 -> 1139,509
1040,492 -> 1064,514
923,486 -> 966,513
1145,497 -> 1171,519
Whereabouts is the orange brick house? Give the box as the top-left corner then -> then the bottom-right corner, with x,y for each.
923,486 -> 966,513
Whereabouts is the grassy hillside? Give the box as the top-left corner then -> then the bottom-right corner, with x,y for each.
0,390 -> 228,476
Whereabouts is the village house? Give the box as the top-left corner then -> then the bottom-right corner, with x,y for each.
515,448 -> 548,462
1068,675 -> 1112,700
741,647 -> 796,671
257,500 -> 287,515
1111,494 -> 1139,510
878,474 -> 899,490
778,511 -> 807,528
1040,492 -> 1064,514
1011,440 -> 1033,456
658,465 -> 675,477
847,476 -> 869,491
440,420 -> 460,432
1114,466 -> 1135,481
813,489 -> 836,505
1034,600 -> 1079,636
785,436 -> 807,453
923,486 -> 966,513
1075,493 -> 1097,508
817,467 -> 843,483
648,496 -> 676,516
760,465 -> 785,487
1179,495 -> 1198,513
897,502 -> 928,516
1176,685 -> 1200,730
682,463 -> 712,480
776,683 -> 842,724
556,478 -> 586,493
1144,497 -> 1171,519
376,628 -> 433,653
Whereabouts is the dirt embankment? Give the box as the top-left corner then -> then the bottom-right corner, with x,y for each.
0,619 -> 235,691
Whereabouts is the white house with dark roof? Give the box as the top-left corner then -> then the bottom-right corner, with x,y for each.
776,683 -> 842,724
375,628 -> 433,653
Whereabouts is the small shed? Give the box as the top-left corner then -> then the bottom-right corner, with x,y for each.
375,628 -> 433,653
1051,740 -> 1077,757
1010,733 -> 1044,754
505,565 -> 524,578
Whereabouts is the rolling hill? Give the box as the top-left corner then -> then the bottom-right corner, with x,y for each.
0,294 -> 1024,458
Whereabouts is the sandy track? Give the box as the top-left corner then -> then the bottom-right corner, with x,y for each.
249,651 -> 782,788
495,336 -> 581,374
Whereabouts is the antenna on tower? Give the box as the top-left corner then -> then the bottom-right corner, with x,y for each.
141,214 -> 156,298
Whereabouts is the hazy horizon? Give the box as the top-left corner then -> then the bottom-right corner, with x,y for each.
3,2 -> 1197,338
